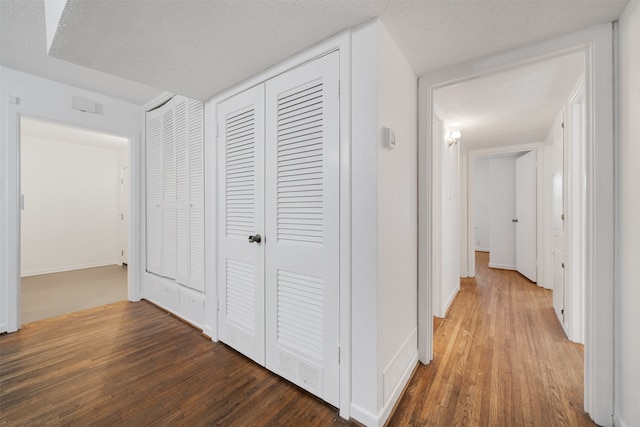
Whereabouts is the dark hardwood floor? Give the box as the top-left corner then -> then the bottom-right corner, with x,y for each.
0,252 -> 593,426
0,301 -> 351,426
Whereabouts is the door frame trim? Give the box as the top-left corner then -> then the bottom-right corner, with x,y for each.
418,24 -> 614,425
5,110 -> 141,332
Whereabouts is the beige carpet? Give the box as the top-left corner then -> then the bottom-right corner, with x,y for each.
21,265 -> 128,324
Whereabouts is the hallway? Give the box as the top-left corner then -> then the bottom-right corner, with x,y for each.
389,251 -> 593,425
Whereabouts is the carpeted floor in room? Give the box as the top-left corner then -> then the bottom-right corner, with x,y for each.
20,265 -> 128,324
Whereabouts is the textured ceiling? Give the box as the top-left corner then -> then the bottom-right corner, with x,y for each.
0,0 -> 163,105
434,52 -> 585,151
21,116 -> 129,149
0,0 -> 628,105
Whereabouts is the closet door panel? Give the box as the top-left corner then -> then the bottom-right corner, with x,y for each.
188,99 -> 205,291
162,101 -> 177,279
146,105 -> 165,275
174,96 -> 190,285
264,51 -> 340,406
217,86 -> 266,365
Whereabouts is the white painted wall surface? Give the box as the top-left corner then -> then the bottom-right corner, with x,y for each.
431,115 -> 444,316
489,156 -> 517,269
438,125 -> 460,317
616,2 -> 640,426
376,22 -> 418,420
20,136 -> 121,276
0,66 -> 142,333
474,158 -> 490,251
350,21 -> 380,425
350,20 -> 419,427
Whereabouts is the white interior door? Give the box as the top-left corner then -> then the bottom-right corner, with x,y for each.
515,151 -> 537,282
217,86 -> 266,366
146,103 -> 167,275
264,51 -> 340,407
552,173 -> 565,326
552,112 -> 566,328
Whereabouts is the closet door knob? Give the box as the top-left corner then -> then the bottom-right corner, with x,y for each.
248,234 -> 262,244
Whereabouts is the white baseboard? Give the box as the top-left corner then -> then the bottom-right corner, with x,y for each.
0,322 -> 7,333
21,260 -> 121,277
350,403 -> 378,427
350,330 -> 419,427
442,286 -> 459,317
202,325 -> 218,342
488,263 -> 516,271
381,329 -> 418,425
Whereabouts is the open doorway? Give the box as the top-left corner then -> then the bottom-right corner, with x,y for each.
418,26 -> 615,425
471,150 -> 538,282
19,117 -> 130,323
431,51 -> 585,328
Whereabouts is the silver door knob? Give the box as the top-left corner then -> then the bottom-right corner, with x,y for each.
248,234 -> 262,244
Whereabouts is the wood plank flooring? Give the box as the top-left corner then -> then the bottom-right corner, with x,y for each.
1,300 -> 351,426
0,252 -> 593,426
388,252 -> 594,426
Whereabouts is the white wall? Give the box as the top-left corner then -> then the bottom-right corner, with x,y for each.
488,155 -> 517,269
616,2 -> 640,426
20,135 -> 122,276
377,21 -> 418,420
437,124 -> 460,317
0,66 -> 142,333
474,158 -> 490,251
350,21 -> 380,424
351,20 -> 419,427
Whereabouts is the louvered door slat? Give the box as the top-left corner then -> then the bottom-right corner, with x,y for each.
265,51 -> 340,406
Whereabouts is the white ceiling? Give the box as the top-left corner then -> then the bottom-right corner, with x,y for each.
0,1 -> 163,105
21,116 -> 129,149
0,0 -> 628,105
0,0 -> 628,151
434,52 -> 585,151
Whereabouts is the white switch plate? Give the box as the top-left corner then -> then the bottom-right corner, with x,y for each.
383,127 -> 396,150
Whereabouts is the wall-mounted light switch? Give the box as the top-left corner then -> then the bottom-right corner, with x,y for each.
383,127 -> 396,150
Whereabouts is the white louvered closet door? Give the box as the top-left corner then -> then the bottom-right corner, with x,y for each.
188,98 -> 205,291
162,100 -> 177,279
174,96 -> 205,291
146,102 -> 168,275
174,96 -> 189,286
264,51 -> 340,406
217,85 -> 266,366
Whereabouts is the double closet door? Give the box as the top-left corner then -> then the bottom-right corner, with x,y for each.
217,52 -> 340,406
